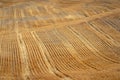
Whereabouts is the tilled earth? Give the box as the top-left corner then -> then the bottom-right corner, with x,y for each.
0,0 -> 120,80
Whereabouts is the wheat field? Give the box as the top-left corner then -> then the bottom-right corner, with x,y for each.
0,0 -> 120,80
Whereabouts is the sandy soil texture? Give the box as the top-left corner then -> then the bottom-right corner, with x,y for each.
0,0 -> 120,80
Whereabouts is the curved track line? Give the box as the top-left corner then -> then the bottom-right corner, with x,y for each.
17,34 -> 30,80
33,32 -> 72,80
68,26 -> 120,64
53,29 -> 99,70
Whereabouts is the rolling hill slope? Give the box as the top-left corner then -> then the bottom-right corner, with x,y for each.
0,0 -> 120,80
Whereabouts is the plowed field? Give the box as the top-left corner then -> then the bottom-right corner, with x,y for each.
0,0 -> 120,80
